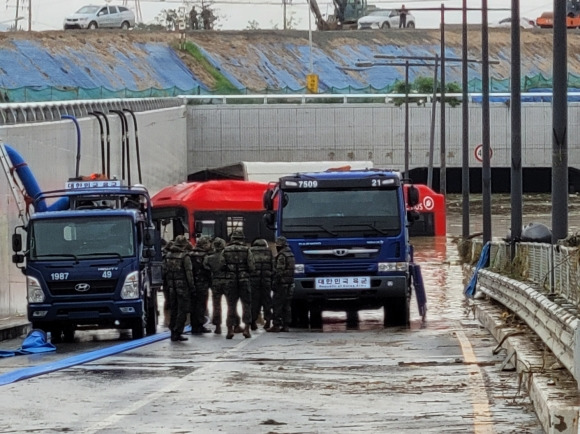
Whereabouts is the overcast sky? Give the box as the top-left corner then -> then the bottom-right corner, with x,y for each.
0,0 -> 556,32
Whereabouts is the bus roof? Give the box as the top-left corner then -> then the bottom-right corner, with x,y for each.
151,180 -> 269,211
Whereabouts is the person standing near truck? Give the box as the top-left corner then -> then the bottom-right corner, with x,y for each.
204,237 -> 229,334
249,239 -> 274,330
189,236 -> 213,334
267,236 -> 295,333
163,235 -> 195,342
222,229 -> 255,339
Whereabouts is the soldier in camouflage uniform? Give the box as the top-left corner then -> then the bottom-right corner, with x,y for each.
189,236 -> 213,334
267,236 -> 295,333
222,229 -> 255,339
249,239 -> 274,330
203,237 -> 228,334
163,235 -> 195,341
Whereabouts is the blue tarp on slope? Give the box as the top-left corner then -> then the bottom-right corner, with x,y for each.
0,40 -> 203,91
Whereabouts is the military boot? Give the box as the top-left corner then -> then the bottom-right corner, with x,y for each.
266,325 -> 281,333
233,325 -> 244,333
214,324 -> 222,334
250,321 -> 258,331
243,325 -> 251,339
263,320 -> 271,330
226,326 -> 234,339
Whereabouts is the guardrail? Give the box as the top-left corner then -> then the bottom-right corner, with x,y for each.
0,98 -> 181,126
468,240 -> 580,386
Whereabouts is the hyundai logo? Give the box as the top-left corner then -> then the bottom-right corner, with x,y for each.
75,283 -> 91,292
333,249 -> 349,257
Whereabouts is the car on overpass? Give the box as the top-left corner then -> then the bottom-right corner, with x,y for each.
63,4 -> 135,30
357,9 -> 415,29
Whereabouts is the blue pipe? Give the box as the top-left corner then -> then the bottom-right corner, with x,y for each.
61,115 -> 81,179
5,145 -> 69,212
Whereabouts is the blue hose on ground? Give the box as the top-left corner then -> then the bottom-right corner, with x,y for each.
0,326 -> 187,387
464,242 -> 490,298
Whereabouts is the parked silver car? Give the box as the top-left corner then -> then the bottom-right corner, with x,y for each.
63,5 -> 135,30
357,9 -> 415,29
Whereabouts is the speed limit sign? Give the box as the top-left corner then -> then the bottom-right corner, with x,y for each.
474,144 -> 493,162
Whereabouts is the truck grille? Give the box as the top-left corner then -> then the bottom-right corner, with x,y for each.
48,280 -> 118,297
308,262 -> 376,273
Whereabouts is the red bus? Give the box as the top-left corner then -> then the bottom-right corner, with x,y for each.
151,180 -> 274,245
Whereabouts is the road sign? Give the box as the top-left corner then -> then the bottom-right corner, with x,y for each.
306,74 -> 319,94
474,144 -> 493,162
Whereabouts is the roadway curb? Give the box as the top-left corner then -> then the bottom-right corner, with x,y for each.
471,296 -> 580,434
0,317 -> 31,342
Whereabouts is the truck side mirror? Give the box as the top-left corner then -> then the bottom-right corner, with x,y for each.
144,228 -> 156,248
12,254 -> 24,264
407,186 -> 419,207
12,233 -> 22,252
263,189 -> 274,211
263,211 -> 276,230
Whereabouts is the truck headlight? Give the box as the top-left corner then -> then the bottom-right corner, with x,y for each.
27,276 -> 45,303
378,262 -> 408,272
294,263 -> 304,274
121,271 -> 140,299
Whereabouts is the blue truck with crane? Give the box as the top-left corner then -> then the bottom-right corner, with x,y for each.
263,168 -> 427,328
1,111 -> 161,342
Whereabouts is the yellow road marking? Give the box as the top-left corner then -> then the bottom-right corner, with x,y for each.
455,329 -> 495,434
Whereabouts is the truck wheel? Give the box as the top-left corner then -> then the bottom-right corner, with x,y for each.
309,305 -> 323,330
145,296 -> 158,335
132,318 -> 145,339
291,300 -> 309,328
383,296 -> 410,327
62,326 -> 76,343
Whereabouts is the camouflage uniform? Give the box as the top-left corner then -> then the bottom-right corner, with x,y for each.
163,235 -> 195,341
249,239 -> 274,330
203,237 -> 230,334
268,236 -> 295,333
189,236 -> 212,334
222,229 -> 255,339
161,239 -> 172,311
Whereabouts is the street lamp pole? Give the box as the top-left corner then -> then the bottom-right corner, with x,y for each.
440,3 -> 446,195
461,0 -> 470,239
404,60 -> 409,176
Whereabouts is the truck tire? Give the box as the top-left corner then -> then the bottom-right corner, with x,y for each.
131,318 -> 145,339
309,304 -> 323,330
62,326 -> 76,343
291,300 -> 309,328
383,296 -> 410,327
145,296 -> 158,335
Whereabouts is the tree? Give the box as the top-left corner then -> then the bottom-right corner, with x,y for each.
246,20 -> 260,30
391,76 -> 462,107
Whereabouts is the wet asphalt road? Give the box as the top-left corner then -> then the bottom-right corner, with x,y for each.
0,197 -> 549,433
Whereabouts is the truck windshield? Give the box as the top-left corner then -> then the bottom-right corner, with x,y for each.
281,189 -> 401,238
29,217 -> 135,260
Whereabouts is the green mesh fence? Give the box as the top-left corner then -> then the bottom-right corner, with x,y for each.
0,73 -> 577,103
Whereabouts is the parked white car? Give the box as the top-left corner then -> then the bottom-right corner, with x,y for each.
494,16 -> 536,29
357,9 -> 415,29
63,5 -> 135,30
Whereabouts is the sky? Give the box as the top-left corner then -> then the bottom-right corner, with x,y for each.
0,0 -> 556,32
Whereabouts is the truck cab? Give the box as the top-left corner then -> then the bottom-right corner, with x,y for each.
12,180 -> 161,342
264,169 -> 424,328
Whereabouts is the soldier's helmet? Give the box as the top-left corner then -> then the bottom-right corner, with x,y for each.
231,229 -> 245,241
173,235 -> 189,250
275,236 -> 288,247
196,236 -> 212,249
252,238 -> 269,248
212,237 -> 226,251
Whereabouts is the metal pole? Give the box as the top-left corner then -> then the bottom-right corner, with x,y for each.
440,3 -> 446,195
510,0 -> 522,254
283,0 -> 287,30
461,0 -> 469,239
14,0 -> 20,30
427,54 -> 438,189
308,0 -> 313,72
482,0 -> 492,244
404,60 -> 409,176
552,0 -> 568,241
28,0 -> 31,31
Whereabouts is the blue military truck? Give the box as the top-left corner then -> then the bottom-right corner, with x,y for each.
263,168 -> 426,328
11,181 -> 161,342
